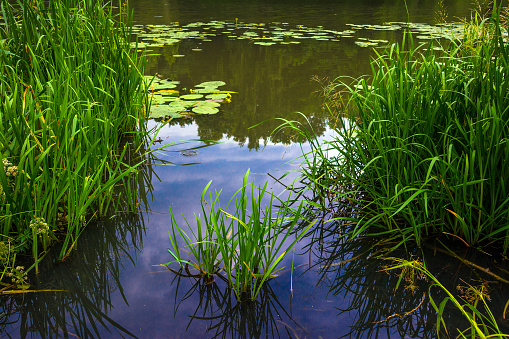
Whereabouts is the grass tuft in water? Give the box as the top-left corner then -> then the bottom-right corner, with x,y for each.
0,0 -> 149,275
165,169 -> 313,300
294,4 -> 509,252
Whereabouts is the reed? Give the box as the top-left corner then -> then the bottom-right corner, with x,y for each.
295,3 -> 509,252
165,170 -> 313,300
0,0 -> 149,271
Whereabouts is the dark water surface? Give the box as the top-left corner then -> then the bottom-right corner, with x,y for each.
1,1 -> 486,338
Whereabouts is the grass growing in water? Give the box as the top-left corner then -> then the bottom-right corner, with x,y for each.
0,0 -> 149,278
165,170 -> 313,300
272,2 -> 509,337
295,5 -> 509,252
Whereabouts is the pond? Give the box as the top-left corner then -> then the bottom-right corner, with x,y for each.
2,0 -> 497,338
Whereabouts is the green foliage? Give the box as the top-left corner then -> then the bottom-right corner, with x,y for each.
295,5 -> 509,252
165,169 -> 313,300
386,258 -> 509,339
0,0 -> 149,271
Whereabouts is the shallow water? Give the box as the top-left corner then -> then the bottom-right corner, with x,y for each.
1,1 -> 490,338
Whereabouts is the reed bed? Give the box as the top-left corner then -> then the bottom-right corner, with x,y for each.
0,0 -> 149,276
294,5 -> 509,252
272,3 -> 509,338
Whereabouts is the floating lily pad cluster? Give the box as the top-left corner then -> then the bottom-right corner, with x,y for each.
145,77 -> 234,119
130,20 -> 361,51
129,20 -> 484,52
347,22 -> 466,45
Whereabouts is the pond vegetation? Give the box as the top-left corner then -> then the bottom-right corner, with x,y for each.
165,169 -> 312,300
1,0 -> 509,337
0,0 -> 149,287
164,1 -> 509,337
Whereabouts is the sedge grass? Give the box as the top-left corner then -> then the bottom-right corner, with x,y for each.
0,0 -> 149,271
165,169 -> 313,300
293,3 -> 509,252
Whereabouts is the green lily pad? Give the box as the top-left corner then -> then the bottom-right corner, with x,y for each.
149,105 -> 185,119
196,81 -> 226,88
205,93 -> 229,100
195,101 -> 221,108
192,88 -> 220,94
154,89 -> 179,96
150,83 -> 178,90
192,106 -> 219,114
180,94 -> 204,100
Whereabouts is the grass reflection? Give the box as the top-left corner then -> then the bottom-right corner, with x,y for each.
172,274 -> 302,339
0,150 -> 157,338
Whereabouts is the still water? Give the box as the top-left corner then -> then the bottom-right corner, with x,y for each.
1,1 -> 486,338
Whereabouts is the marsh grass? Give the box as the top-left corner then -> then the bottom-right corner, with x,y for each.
165,170 -> 313,300
0,0 -> 149,273
292,5 -> 509,252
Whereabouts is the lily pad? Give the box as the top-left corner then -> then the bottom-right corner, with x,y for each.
192,106 -> 220,114
150,82 -> 178,90
205,93 -> 229,100
180,94 -> 204,100
192,87 -> 220,94
149,105 -> 185,119
195,101 -> 221,108
154,89 -> 179,96
196,81 -> 226,88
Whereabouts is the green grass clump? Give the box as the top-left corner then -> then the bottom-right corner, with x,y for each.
301,6 -> 509,252
0,0 -> 149,272
165,170 -> 313,300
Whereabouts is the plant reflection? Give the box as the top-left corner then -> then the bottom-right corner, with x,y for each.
0,145 -> 158,339
301,200 -> 509,338
172,273 -> 303,339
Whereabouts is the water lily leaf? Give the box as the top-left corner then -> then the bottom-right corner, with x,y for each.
205,93 -> 228,100
169,101 -> 194,109
192,106 -> 219,114
180,94 -> 204,100
150,95 -> 169,105
196,81 -> 226,88
151,83 -> 178,90
254,42 -> 276,46
215,90 -> 238,94
149,105 -> 185,119
195,101 -> 221,108
154,89 -> 179,96
192,88 -> 220,94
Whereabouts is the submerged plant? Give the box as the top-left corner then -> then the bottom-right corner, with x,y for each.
164,169 -> 313,300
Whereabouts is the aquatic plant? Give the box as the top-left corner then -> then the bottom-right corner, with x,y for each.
293,4 -> 509,252
147,78 -> 236,119
385,258 -> 509,339
0,0 -> 149,272
165,169 -> 313,300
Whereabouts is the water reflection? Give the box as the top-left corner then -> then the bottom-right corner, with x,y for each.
0,212 -> 144,338
0,148 -> 156,339
303,202 -> 509,338
171,275 -> 302,338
